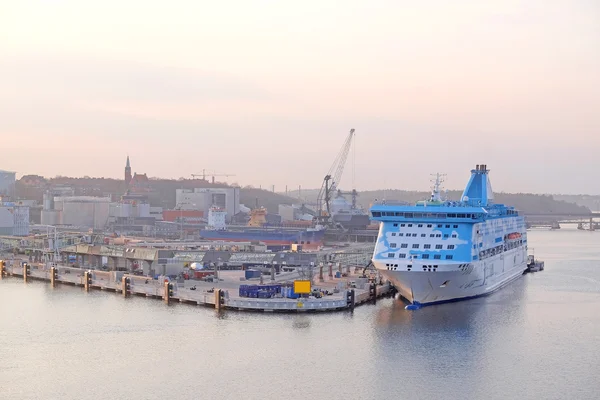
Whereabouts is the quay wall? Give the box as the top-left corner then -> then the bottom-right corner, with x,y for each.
0,262 -> 393,313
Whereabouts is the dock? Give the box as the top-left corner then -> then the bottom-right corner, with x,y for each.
0,261 -> 394,313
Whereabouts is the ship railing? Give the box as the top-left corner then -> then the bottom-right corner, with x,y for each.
371,201 -> 411,206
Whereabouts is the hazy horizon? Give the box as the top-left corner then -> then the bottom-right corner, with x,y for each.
2,1 -> 599,195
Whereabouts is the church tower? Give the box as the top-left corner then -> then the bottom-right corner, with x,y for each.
125,156 -> 132,185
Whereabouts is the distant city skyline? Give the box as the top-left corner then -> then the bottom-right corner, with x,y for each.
1,1 -> 599,195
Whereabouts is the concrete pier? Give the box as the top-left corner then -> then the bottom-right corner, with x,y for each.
0,263 -> 393,313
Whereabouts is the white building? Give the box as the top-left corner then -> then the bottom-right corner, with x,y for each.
278,204 -> 315,222
0,204 -> 30,236
0,170 -> 16,198
175,187 -> 240,222
41,196 -> 111,229
109,202 -> 151,218
207,206 -> 227,229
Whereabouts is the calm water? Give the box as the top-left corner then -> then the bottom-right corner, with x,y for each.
1,228 -> 599,400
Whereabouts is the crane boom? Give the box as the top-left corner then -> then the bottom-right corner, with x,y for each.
329,129 -> 354,195
316,129 -> 355,225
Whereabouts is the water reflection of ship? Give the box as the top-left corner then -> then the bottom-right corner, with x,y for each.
374,277 -> 528,330
371,280 -> 529,397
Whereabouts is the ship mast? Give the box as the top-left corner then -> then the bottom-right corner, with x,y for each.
430,173 -> 446,202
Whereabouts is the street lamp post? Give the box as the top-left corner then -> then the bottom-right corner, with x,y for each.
216,256 -> 221,282
271,261 -> 277,281
180,206 -> 183,241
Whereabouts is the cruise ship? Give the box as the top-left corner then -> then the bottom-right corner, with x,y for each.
370,165 -> 527,306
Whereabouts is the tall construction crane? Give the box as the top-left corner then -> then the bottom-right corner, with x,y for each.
316,129 -> 355,225
191,169 -> 236,184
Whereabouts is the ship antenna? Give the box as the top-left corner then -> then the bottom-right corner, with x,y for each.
430,173 -> 445,202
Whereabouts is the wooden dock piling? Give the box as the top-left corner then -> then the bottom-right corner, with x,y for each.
122,276 -> 130,297
84,271 -> 91,291
163,281 -> 171,304
215,289 -> 222,310
50,267 -> 57,287
369,283 -> 377,303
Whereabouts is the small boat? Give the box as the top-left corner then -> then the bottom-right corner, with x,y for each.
525,254 -> 544,273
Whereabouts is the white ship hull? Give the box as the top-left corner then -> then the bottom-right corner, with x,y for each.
374,248 -> 527,305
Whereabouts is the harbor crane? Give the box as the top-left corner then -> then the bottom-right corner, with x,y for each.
191,169 -> 236,184
316,128 -> 355,225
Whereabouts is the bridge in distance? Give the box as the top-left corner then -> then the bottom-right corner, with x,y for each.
523,211 -> 599,230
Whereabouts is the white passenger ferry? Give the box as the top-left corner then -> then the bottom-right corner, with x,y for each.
370,165 -> 527,306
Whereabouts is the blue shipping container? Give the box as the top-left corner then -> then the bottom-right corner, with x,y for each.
245,270 -> 262,279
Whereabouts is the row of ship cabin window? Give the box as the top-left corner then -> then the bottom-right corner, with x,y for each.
392,232 -> 458,238
387,253 -> 454,260
373,212 -> 478,219
392,223 -> 459,229
386,265 -> 438,271
478,240 -> 524,260
390,243 -> 455,250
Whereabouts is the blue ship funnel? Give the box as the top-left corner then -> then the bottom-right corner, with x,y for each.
461,164 -> 494,207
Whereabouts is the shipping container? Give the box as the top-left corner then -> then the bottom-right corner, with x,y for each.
244,269 -> 261,279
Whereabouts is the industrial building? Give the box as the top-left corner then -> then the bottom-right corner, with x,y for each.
41,194 -> 111,229
278,204 -> 316,222
106,193 -> 157,234
175,187 -> 240,222
0,203 -> 30,236
0,170 -> 16,198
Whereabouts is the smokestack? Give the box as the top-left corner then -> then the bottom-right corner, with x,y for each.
476,164 -> 480,171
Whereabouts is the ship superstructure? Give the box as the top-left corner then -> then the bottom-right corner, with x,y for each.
370,165 -> 527,306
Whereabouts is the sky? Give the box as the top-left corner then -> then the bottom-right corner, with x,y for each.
1,0 -> 599,194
